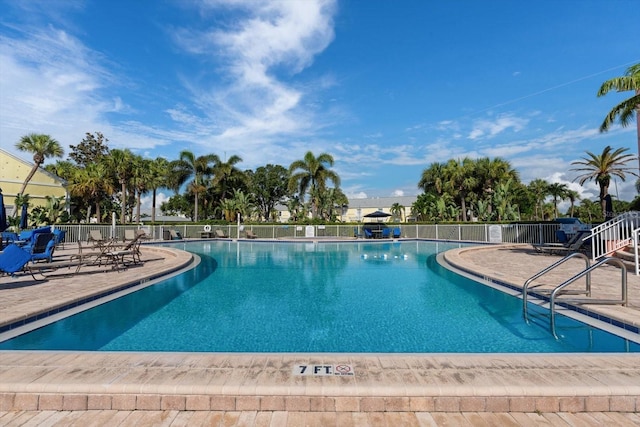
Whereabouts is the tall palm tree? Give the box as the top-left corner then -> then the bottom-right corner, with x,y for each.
443,158 -> 477,221
418,162 -> 446,195
212,155 -> 244,202
132,156 -> 152,223
528,179 -> 550,220
598,63 -> 640,171
547,182 -> 569,218
566,189 -> 580,218
571,145 -> 637,218
288,151 -> 340,219
176,150 -> 218,222
14,133 -> 64,213
147,157 -> 170,223
106,149 -> 135,224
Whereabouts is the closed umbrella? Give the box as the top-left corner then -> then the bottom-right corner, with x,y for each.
19,203 -> 28,230
0,192 -> 7,233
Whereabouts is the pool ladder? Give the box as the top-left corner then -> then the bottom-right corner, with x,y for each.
522,252 -> 628,339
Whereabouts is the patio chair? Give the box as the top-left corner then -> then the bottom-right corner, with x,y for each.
169,230 -> 183,240
88,229 -> 105,244
381,228 -> 391,238
22,232 -> 56,263
363,229 -> 373,239
392,228 -> 401,238
245,230 -> 258,239
532,230 -> 592,255
215,229 -> 229,238
52,228 -> 66,249
102,233 -> 144,269
123,229 -> 137,242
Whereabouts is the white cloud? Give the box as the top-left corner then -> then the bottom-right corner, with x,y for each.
467,114 -> 528,140
171,0 -> 337,151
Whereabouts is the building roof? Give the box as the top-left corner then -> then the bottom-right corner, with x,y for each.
0,147 -> 68,187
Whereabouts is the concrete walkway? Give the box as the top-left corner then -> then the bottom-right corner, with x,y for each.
1,241 -> 639,426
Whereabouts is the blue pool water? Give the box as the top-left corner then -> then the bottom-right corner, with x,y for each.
1,240 -> 638,353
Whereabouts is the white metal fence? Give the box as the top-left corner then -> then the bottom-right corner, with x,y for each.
52,222 -> 562,245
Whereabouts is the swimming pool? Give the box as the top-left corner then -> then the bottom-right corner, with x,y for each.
1,240 -> 638,352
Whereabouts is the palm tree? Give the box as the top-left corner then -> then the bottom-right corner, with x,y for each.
547,182 -> 569,218
566,189 -> 580,218
147,157 -> 170,223
418,162 -> 446,195
598,63 -> 640,171
443,158 -> 477,221
106,149 -> 135,224
528,179 -> 550,220
14,133 -> 64,213
132,156 -> 152,223
176,150 -> 218,222
69,162 -> 114,223
571,145 -> 637,219
288,151 -> 340,219
390,203 -> 405,222
212,155 -> 244,201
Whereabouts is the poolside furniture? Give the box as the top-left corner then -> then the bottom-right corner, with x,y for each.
2,231 -> 19,244
22,232 -> 56,263
19,226 -> 52,243
555,229 -> 568,244
123,229 -> 137,242
381,228 -> 391,238
52,228 -> 66,249
215,229 -> 229,238
102,233 -> 144,269
363,229 -> 373,239
169,230 -> 183,240
533,230 -> 592,255
0,243 -> 34,277
88,229 -> 105,244
245,230 -> 258,239
392,228 -> 401,238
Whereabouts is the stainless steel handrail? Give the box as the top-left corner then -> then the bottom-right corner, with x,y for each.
522,252 -> 590,323
549,257 -> 628,339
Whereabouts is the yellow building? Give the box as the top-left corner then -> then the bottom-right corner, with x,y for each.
0,148 -> 68,216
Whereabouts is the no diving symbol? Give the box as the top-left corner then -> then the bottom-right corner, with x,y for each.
334,364 -> 353,376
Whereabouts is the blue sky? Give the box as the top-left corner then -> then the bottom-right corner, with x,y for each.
1,0 -> 639,211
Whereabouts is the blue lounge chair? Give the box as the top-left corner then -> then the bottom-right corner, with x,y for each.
0,243 -> 35,277
381,228 -> 391,238
22,233 -> 56,263
392,228 -> 401,238
2,231 -> 19,244
363,229 -> 373,239
52,228 -> 66,249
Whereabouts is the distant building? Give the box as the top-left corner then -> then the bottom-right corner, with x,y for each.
275,195 -> 417,223
0,148 -> 68,216
343,196 -> 417,222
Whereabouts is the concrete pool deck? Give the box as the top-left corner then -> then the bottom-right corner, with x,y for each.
1,240 -> 640,425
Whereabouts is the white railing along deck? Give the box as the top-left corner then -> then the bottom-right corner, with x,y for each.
589,211 -> 640,274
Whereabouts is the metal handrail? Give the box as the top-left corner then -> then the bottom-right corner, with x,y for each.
522,252 -> 590,323
550,257 -> 627,339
